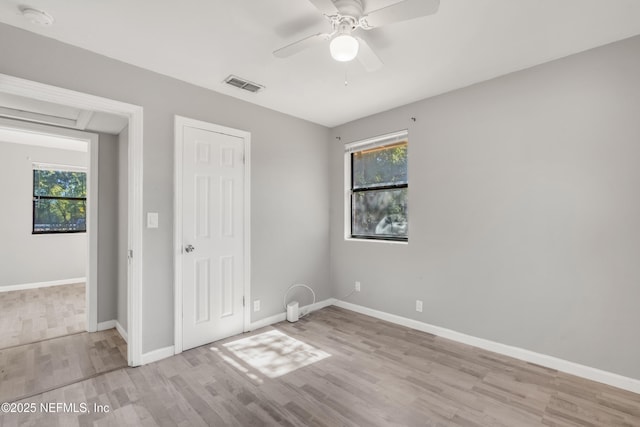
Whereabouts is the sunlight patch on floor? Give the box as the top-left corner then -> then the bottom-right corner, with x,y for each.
221,329 -> 330,378
210,347 -> 263,383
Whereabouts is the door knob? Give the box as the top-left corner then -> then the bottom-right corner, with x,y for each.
185,244 -> 195,253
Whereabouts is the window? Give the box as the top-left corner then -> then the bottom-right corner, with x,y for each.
33,165 -> 87,234
345,131 -> 408,242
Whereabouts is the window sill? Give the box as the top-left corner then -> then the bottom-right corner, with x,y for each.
345,237 -> 408,245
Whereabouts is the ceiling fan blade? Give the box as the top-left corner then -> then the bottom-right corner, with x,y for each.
355,37 -> 383,72
273,33 -> 331,58
363,0 -> 440,28
308,0 -> 339,15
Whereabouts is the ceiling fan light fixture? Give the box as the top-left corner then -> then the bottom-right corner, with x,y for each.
330,34 -> 359,62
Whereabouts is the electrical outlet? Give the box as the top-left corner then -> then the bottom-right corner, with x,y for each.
253,300 -> 261,312
416,300 -> 423,313
355,281 -> 361,292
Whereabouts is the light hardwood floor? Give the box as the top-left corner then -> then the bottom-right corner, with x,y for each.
1,306 -> 639,426
0,329 -> 127,404
0,283 -> 86,348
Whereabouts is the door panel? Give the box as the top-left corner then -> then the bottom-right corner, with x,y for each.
182,125 -> 245,351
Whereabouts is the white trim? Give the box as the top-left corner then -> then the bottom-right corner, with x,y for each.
343,129 -> 409,243
333,300 -> 640,395
0,118 -> 90,152
0,73 -> 144,368
0,277 -> 86,293
87,133 -> 99,333
141,345 -> 175,365
96,320 -> 128,343
343,147 -> 351,241
33,162 -> 87,172
248,298 -> 337,331
116,321 -> 128,343
173,116 -> 251,355
97,320 -> 116,331
344,129 -> 408,153
243,133 -> 252,334
249,312 -> 287,331
127,97 -> 144,368
173,118 -> 184,354
301,297 -> 336,317
75,110 -> 94,130
346,238 -> 408,245
0,106 -> 79,129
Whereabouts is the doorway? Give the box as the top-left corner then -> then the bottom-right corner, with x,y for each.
174,116 -> 251,353
0,72 -> 143,366
0,119 -> 96,346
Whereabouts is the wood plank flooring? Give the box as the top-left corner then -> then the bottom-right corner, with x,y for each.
0,329 -> 127,403
1,306 -> 639,426
0,283 -> 86,348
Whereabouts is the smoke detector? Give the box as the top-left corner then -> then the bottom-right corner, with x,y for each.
21,8 -> 54,26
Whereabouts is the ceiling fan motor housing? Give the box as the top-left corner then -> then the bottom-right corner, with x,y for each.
336,18 -> 357,35
333,0 -> 364,20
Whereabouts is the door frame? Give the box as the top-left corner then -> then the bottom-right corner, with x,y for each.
173,115 -> 251,355
0,73 -> 144,367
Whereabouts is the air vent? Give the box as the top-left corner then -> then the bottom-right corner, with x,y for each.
224,75 -> 264,93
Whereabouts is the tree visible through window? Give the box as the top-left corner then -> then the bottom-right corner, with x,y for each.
33,168 -> 87,234
347,132 -> 408,241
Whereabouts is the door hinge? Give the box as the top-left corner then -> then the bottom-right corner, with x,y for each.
128,250 -> 133,259
243,296 -> 245,307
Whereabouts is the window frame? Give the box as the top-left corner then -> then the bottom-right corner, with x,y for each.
32,163 -> 88,235
344,130 -> 409,243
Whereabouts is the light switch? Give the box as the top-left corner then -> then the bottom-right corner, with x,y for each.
147,212 -> 159,228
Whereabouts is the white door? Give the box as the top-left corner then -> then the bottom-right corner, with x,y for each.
181,125 -> 245,350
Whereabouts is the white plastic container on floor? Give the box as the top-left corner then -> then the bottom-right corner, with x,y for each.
286,301 -> 299,322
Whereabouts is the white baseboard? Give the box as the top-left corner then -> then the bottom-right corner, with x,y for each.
249,311 -> 285,331
0,277 -> 86,293
304,297 -> 337,314
96,319 -> 128,343
141,346 -> 175,365
97,320 -> 116,331
334,300 -> 640,395
115,321 -> 128,343
248,298 -> 336,331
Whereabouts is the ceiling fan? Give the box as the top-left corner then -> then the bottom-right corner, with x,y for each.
273,0 -> 440,72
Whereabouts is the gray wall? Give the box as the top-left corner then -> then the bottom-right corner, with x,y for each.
330,35 -> 640,380
96,133 -> 118,323
0,141 -> 87,286
117,127 -> 129,331
0,23 -> 331,353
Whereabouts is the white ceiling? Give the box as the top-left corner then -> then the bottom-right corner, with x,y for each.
1,0 -> 639,127
0,92 -> 129,134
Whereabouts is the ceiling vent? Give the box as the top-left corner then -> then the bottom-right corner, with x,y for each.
224,75 -> 264,93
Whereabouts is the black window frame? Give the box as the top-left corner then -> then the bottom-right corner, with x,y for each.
32,168 -> 87,235
347,132 -> 408,242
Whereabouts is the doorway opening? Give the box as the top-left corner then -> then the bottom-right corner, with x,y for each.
0,120 -> 95,348
0,73 -> 143,367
